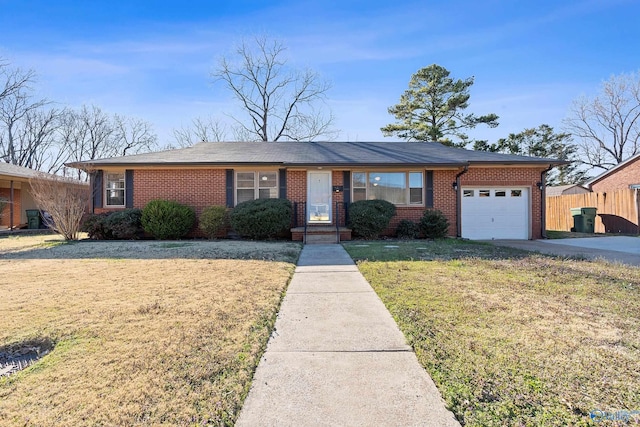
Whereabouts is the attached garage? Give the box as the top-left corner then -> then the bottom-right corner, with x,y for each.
461,187 -> 530,240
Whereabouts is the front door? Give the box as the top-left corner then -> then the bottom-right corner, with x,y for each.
307,171 -> 332,223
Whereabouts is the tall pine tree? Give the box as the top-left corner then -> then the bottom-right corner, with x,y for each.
381,64 -> 498,147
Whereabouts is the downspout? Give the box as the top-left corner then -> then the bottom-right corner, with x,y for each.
9,180 -> 14,230
636,188 -> 640,236
455,166 -> 469,238
539,165 -> 554,239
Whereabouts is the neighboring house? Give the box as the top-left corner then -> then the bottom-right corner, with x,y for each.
68,142 -> 564,241
586,153 -> 640,192
546,184 -> 590,197
0,163 -> 87,229
0,163 -> 45,229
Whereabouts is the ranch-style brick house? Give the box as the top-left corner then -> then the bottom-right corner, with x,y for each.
68,141 -> 564,241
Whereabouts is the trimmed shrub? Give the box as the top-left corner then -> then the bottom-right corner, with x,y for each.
82,213 -> 111,239
396,219 -> 420,239
141,200 -> 196,240
82,209 -> 145,240
348,199 -> 396,239
199,205 -> 228,239
419,209 -> 449,239
230,198 -> 292,240
105,209 -> 144,239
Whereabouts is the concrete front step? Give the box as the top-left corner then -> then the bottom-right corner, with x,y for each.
291,226 -> 352,243
305,233 -> 339,244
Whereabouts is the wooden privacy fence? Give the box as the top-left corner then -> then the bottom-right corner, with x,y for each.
546,189 -> 639,234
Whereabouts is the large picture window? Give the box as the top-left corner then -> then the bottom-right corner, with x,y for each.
352,171 -> 423,205
105,172 -> 125,207
236,171 -> 278,205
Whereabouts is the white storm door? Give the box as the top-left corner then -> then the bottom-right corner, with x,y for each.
307,171 -> 332,223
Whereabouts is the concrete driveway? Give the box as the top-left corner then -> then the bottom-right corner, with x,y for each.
543,236 -> 640,255
490,236 -> 640,266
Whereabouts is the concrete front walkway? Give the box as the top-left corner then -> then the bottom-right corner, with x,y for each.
236,244 -> 460,427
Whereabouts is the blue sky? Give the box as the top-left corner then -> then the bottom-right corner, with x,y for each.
1,0 -> 638,145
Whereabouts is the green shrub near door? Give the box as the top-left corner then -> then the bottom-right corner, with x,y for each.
230,198 -> 292,240
419,209 -> 449,239
199,206 -> 228,239
348,200 -> 396,239
141,200 -> 196,239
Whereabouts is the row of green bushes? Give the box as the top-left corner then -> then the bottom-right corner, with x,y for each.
348,199 -> 449,240
82,198 -> 449,240
82,198 -> 292,240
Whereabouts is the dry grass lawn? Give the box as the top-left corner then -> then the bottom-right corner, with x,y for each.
0,235 -> 300,426
344,240 -> 640,426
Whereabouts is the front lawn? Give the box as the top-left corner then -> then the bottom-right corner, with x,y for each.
343,240 -> 640,426
0,235 -> 301,426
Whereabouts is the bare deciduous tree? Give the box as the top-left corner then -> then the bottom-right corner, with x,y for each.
29,173 -> 90,240
58,106 -> 159,179
0,61 -> 51,166
112,114 -> 158,156
14,107 -> 62,171
0,59 -> 36,104
172,116 -> 228,148
0,59 -> 159,176
211,36 -> 336,142
563,71 -> 640,171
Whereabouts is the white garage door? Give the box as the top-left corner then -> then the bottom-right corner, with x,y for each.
461,187 -> 529,240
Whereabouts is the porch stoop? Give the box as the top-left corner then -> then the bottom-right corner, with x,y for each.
291,226 -> 352,244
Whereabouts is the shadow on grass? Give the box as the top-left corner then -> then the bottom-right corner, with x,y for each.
343,238 -> 534,263
0,237 -> 302,263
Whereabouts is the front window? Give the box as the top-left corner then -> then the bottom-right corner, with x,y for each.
105,172 -> 125,206
236,171 -> 278,205
352,171 -> 423,205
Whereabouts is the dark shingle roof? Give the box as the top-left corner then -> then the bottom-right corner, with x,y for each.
67,141 -> 565,169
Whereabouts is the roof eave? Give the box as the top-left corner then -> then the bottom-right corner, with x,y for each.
467,160 -> 570,166
67,160 -> 567,170
67,161 -> 469,169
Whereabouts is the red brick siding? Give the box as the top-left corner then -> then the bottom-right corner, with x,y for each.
287,170 -> 306,203
132,169 -> 227,215
95,169 -> 227,237
590,157 -> 640,192
0,188 -> 21,227
93,166 -> 546,240
433,170 -> 458,236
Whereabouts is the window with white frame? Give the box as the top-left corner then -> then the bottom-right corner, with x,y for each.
105,172 -> 125,206
352,171 -> 423,205
236,171 -> 278,205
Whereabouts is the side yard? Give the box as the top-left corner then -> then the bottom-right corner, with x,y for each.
0,235 -> 301,426
344,240 -> 640,426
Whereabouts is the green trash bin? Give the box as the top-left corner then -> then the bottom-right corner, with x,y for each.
26,209 -> 41,229
570,207 -> 597,233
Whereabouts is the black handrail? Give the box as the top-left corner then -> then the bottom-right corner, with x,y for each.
293,201 -> 307,243
303,201 -> 307,243
334,201 -> 349,243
